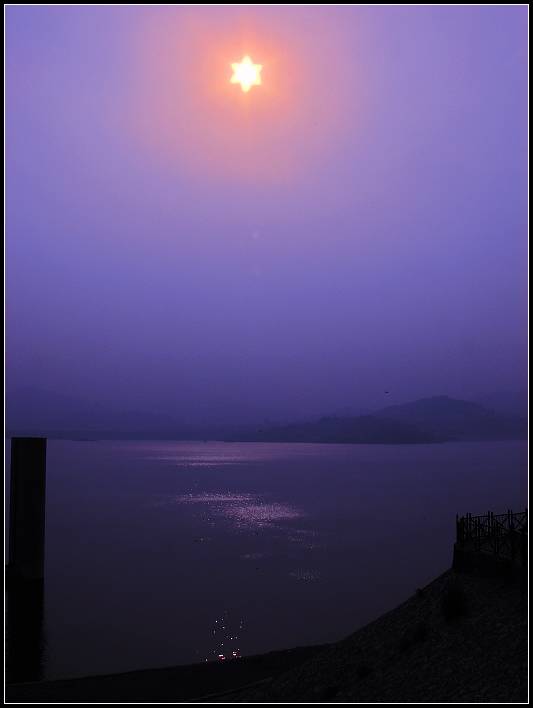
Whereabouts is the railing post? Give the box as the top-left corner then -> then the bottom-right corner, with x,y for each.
509,509 -> 516,561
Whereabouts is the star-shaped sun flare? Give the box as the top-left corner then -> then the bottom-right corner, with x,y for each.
230,56 -> 262,93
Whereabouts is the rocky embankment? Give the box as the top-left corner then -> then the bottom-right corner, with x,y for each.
223,567 -> 527,703
6,565 -> 527,703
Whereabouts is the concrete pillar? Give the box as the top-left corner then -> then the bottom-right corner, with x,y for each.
9,437 -> 47,580
6,578 -> 45,682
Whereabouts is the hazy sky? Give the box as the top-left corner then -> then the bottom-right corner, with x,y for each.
6,5 -> 528,425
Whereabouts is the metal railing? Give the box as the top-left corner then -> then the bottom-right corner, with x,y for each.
456,510 -> 527,565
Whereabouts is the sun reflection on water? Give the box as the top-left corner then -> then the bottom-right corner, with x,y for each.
170,491 -> 303,530
206,611 -> 246,662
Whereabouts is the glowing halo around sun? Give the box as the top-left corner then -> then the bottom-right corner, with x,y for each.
230,55 -> 263,92
131,11 -> 361,186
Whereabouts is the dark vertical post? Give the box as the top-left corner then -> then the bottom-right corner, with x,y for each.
521,511 -> 527,568
9,437 -> 47,580
6,579 -> 45,682
453,514 -> 462,570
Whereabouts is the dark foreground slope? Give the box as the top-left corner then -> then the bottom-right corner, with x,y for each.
226,569 -> 527,703
5,645 -> 326,703
7,568 -> 526,703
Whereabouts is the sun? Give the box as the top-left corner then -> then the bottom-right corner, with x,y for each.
230,55 -> 262,93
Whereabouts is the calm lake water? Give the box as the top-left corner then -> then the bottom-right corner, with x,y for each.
5,440 -> 527,680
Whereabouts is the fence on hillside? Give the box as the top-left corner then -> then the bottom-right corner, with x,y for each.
455,509 -> 527,567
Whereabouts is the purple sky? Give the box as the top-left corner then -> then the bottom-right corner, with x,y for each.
6,6 -> 528,425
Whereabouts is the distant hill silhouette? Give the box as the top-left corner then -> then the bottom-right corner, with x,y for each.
5,386 -> 178,437
5,386 -> 259,441
6,389 -> 526,444
376,395 -> 526,441
227,415 -> 439,444
229,396 -> 526,445
474,390 -> 527,419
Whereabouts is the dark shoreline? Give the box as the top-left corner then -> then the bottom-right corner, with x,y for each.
5,645 -> 327,703
6,566 -> 527,703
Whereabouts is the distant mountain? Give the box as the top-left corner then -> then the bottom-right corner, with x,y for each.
374,395 -> 526,441
5,387 -> 178,437
6,388 -> 527,444
229,396 -> 527,445
474,391 -> 528,419
228,414 -> 439,445
5,386 -> 263,440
